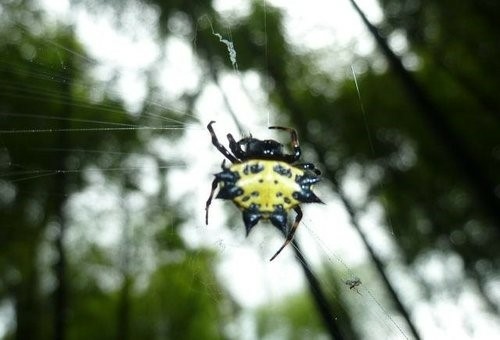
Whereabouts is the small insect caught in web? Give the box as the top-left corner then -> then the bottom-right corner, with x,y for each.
345,277 -> 362,295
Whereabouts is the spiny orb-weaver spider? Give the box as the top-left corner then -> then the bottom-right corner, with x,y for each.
205,121 -> 323,261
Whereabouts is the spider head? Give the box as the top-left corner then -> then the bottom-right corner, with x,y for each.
240,138 -> 285,160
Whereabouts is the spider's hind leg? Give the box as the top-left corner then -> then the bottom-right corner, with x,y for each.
269,206 -> 303,261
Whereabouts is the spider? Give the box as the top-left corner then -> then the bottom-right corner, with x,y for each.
205,121 -> 322,261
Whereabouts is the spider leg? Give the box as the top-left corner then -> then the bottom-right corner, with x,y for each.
295,162 -> 321,175
268,126 -> 301,162
269,206 -> 303,261
227,134 -> 249,159
207,121 -> 238,163
205,177 -> 220,225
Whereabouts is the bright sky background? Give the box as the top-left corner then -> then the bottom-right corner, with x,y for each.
5,0 -> 499,339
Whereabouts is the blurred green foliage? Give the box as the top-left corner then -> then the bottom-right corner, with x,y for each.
0,1 -> 234,339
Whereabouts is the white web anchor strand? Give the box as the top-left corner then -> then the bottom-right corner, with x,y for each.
212,32 -> 238,72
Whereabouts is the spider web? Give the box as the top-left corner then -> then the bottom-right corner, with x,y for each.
0,2 -> 436,340
1,1 -> 498,339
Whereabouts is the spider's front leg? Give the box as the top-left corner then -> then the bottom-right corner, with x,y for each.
227,134 -> 249,160
207,121 -> 238,163
268,126 -> 301,162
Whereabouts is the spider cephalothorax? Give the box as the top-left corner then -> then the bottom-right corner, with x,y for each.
205,121 -> 322,261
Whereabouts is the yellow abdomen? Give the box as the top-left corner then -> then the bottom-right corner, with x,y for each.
230,160 -> 304,217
